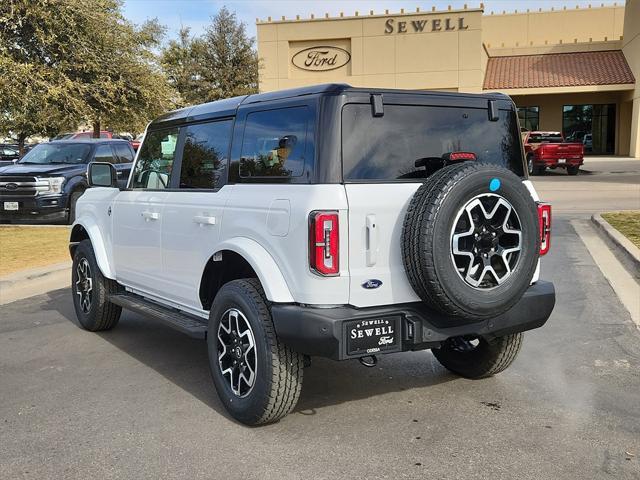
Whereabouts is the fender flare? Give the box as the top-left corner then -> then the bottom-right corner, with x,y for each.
70,218 -> 115,279
214,237 -> 294,303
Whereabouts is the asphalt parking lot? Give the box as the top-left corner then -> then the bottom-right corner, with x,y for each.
1,158 -> 639,480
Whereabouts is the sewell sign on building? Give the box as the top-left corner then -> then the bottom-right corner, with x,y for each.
383,16 -> 469,33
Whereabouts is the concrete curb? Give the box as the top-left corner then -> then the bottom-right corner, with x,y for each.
0,262 -> 71,305
591,213 -> 640,279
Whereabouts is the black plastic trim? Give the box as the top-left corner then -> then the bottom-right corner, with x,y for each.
271,280 -> 555,360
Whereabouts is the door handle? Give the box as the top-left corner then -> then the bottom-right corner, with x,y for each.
116,170 -> 122,177
366,214 -> 377,266
193,215 -> 216,225
141,210 -> 159,221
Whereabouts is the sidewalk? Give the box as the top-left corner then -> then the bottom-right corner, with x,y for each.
0,262 -> 71,305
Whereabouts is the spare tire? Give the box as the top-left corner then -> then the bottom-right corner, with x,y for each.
402,162 -> 539,320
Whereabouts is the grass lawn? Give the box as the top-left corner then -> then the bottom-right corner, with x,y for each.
0,226 -> 70,277
601,211 -> 640,249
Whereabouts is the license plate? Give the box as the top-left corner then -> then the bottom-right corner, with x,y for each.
558,158 -> 566,164
3,202 -> 18,211
346,317 -> 400,355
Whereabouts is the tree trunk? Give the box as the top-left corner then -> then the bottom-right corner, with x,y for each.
17,133 -> 27,158
92,120 -> 100,138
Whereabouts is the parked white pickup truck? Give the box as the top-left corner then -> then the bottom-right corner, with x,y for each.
69,84 -> 555,425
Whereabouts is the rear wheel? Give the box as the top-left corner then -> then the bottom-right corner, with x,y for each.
207,279 -> 303,425
567,165 -> 579,176
526,154 -> 535,175
432,333 -> 523,379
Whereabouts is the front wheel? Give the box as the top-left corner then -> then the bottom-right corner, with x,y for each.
432,333 -> 523,379
207,279 -> 303,425
71,239 -> 122,331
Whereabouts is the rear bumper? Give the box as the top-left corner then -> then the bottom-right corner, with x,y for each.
536,157 -> 583,167
271,281 -> 555,360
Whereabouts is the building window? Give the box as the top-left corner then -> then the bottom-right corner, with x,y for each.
563,104 -> 616,155
517,106 -> 539,131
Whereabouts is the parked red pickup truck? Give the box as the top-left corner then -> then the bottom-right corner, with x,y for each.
522,131 -> 584,176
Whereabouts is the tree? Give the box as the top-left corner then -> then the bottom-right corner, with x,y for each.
161,26 -> 208,106
0,1 -> 89,152
161,6 -> 259,106
0,0 -> 176,149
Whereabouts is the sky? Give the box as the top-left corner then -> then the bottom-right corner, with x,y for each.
122,0 -> 622,41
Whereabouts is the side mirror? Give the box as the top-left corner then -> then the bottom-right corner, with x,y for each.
87,162 -> 118,188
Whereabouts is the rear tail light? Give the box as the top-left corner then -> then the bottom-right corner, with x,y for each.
309,211 -> 339,276
445,151 -> 477,162
537,203 -> 552,255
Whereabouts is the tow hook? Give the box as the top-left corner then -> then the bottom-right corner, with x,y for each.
358,355 -> 377,368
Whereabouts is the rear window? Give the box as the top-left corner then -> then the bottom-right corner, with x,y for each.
528,133 -> 563,143
239,106 -> 310,178
342,104 -> 524,180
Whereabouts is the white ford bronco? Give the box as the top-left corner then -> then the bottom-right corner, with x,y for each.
70,84 -> 555,425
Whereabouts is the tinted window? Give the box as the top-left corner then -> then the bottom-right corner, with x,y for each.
19,143 -> 92,165
131,128 -> 179,189
114,144 -> 134,163
518,106 -> 539,131
180,120 -> 232,189
240,107 -> 310,178
94,145 -> 116,163
527,133 -> 563,143
342,104 -> 524,180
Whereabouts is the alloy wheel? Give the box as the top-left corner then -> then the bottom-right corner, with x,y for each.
217,308 -> 257,398
451,193 -> 523,289
75,258 -> 93,314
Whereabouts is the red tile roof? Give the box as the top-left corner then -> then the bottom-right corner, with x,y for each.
483,50 -> 635,90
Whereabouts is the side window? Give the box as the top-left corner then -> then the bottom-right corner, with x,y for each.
240,106 -> 309,178
93,145 -> 116,164
114,144 -> 134,164
131,128 -> 179,189
180,120 -> 232,189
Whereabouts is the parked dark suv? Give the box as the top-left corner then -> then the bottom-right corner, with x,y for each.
0,139 -> 134,224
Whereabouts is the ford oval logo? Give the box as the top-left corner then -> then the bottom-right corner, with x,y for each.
362,279 -> 383,290
4,183 -> 18,190
291,46 -> 351,72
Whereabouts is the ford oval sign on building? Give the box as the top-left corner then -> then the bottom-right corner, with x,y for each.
292,46 -> 351,71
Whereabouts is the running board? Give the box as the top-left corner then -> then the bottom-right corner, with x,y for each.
109,293 -> 208,339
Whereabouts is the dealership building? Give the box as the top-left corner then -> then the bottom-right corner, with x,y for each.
256,0 -> 640,157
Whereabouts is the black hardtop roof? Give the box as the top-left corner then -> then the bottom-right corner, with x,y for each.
148,83 -> 512,128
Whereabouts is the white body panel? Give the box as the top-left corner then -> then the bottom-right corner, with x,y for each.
222,184 -> 350,305
345,183 -> 423,307
72,187 -> 121,279
160,186 -> 233,307
74,174 -> 542,311
112,190 -> 168,297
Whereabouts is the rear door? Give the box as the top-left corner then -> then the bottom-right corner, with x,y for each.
160,118 -> 234,310
341,100 -> 524,308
